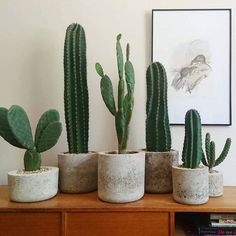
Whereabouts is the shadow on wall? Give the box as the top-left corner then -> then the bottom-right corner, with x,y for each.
22,28 -> 64,166
145,11 -> 152,67
26,28 -> 62,123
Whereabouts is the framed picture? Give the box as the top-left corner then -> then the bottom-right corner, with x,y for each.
152,9 -> 232,125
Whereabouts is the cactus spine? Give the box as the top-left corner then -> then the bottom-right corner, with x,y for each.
182,109 -> 202,169
146,62 -> 171,152
0,105 -> 62,171
95,34 -> 135,154
64,23 -> 89,154
202,133 -> 231,172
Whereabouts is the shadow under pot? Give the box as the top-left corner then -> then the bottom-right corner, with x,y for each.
172,165 -> 209,205
8,166 -> 59,202
145,150 -> 179,193
98,151 -> 145,203
58,152 -> 97,193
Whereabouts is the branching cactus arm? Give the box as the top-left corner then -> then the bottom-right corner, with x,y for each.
95,34 -> 135,154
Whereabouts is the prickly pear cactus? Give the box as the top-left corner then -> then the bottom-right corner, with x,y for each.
95,34 -> 135,154
0,105 -> 62,171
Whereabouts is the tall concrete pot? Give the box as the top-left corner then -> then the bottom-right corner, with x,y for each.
172,165 -> 209,205
98,151 -> 145,203
145,150 -> 179,193
8,166 -> 58,202
58,152 -> 97,193
209,170 -> 223,197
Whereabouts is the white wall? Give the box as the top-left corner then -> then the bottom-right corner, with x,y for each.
0,0 -> 235,185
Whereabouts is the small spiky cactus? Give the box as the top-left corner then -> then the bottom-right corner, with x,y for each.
95,34 -> 135,154
182,109 -> 202,169
0,105 -> 62,171
202,133 -> 231,172
64,23 -> 89,154
146,62 -> 171,152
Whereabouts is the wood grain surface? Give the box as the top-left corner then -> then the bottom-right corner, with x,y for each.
0,186 -> 236,236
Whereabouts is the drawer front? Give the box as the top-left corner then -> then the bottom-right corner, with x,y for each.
0,212 -> 61,236
66,212 -> 169,236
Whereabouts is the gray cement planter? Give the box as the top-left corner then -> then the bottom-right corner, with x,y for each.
172,165 -> 209,205
8,166 -> 58,202
58,152 -> 97,193
98,151 -> 145,203
209,170 -> 223,197
145,150 -> 179,193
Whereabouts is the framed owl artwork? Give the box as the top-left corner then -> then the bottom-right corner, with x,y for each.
152,9 -> 231,125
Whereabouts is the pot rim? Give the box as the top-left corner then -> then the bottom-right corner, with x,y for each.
172,164 -> 208,171
98,150 -> 144,156
8,166 -> 58,177
59,151 -> 96,155
209,169 -> 222,174
58,151 -> 97,158
144,149 -> 178,155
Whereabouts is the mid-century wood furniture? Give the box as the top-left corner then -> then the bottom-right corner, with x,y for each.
0,186 -> 236,236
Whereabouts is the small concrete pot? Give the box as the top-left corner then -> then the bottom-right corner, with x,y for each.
8,166 -> 58,202
209,170 -> 223,197
58,152 -> 97,193
145,150 -> 179,193
172,165 -> 209,205
98,151 -> 145,203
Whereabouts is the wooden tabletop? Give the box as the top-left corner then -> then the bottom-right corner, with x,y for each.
1,186 -> 236,213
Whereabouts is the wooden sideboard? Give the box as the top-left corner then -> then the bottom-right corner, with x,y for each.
0,186 -> 236,236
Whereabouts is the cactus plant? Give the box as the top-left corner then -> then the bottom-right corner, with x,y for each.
95,34 -> 135,154
0,105 -> 62,171
182,109 -> 202,169
146,62 -> 171,152
64,23 -> 89,154
202,133 -> 231,172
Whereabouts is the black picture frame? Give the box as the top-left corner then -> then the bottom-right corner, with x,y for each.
152,9 -> 232,126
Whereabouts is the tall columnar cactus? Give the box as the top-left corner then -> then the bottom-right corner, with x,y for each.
0,105 -> 62,171
146,62 -> 171,152
182,109 -> 202,169
64,23 -> 89,154
95,34 -> 135,154
202,133 -> 231,172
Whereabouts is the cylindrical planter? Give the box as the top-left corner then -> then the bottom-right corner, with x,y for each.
58,152 -> 97,193
172,165 -> 209,205
145,150 -> 179,193
98,151 -> 145,203
209,170 -> 223,197
8,166 -> 58,202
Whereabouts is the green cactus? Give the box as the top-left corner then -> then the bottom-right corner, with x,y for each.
95,34 -> 135,154
202,133 -> 231,172
64,23 -> 89,154
0,105 -> 62,171
182,109 -> 202,169
146,62 -> 171,152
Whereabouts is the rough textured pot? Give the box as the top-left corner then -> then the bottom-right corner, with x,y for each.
8,166 -> 58,202
209,170 -> 223,197
145,150 -> 179,193
172,165 -> 209,205
98,151 -> 145,203
58,152 -> 97,193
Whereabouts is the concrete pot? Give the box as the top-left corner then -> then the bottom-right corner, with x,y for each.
209,170 -> 223,197
98,151 -> 145,203
145,150 -> 179,193
172,165 -> 209,205
58,152 -> 97,193
8,166 -> 58,202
